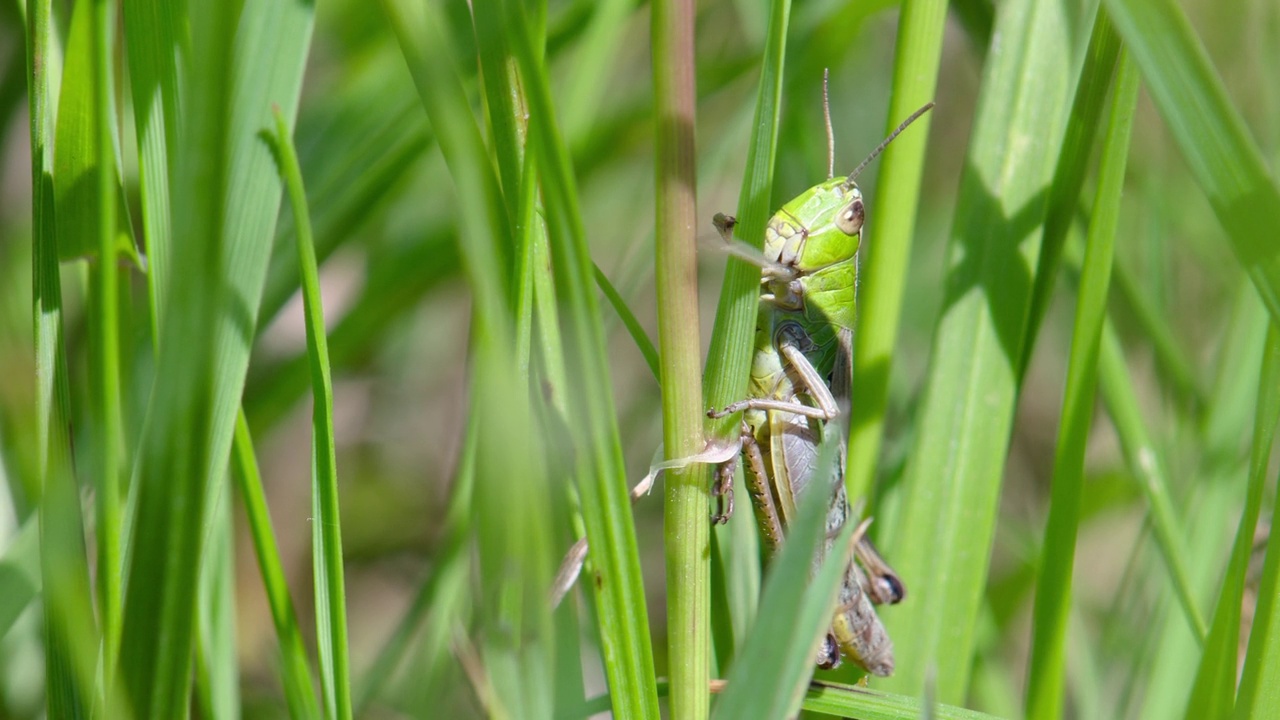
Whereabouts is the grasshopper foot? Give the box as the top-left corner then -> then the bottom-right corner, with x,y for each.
710,460 -> 735,524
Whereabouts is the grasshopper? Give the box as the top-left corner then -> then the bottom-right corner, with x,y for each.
548,88 -> 932,678
707,99 -> 933,676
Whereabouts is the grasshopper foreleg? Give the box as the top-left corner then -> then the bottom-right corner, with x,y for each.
707,325 -> 842,422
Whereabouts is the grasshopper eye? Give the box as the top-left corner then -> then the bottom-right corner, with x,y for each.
835,198 -> 864,235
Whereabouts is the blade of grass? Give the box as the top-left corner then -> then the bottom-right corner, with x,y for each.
1235,382 -> 1280,718
1017,9 -> 1120,380
1182,324 -> 1280,717
801,682 -> 1006,719
652,0 -> 708,716
594,264 -> 661,382
879,0 -> 1083,700
1130,283 -> 1269,719
121,0 -> 182,333
270,106 -> 352,720
499,2 -> 662,716
88,0 -> 123,693
382,3 -> 557,716
194,491 -> 240,720
117,1 -> 234,710
699,3 -> 790,689
845,0 -> 948,507
231,412 -> 322,720
1097,319 -> 1207,641
28,0 -> 97,714
1103,0 -> 1280,327
703,0 -> 790,429
1025,49 -> 1138,720
117,0 -> 315,713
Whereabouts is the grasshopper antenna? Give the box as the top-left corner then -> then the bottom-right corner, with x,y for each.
823,69 -> 835,179
846,101 -> 935,185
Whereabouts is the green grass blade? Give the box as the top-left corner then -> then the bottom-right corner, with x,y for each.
1235,358 -> 1280,716
194,491 -> 241,720
88,0 -> 123,691
383,3 -> 558,716
594,264 -> 660,382
702,0 -> 789,432
698,4 -> 790,689
1018,9 -> 1119,379
28,0 -> 97,714
261,94 -> 432,325
121,0 -> 182,332
845,0 -> 948,507
499,2 -> 661,716
1183,324 -> 1280,717
1103,0 -> 1280,327
231,412 -> 322,720
1097,319 -> 1207,641
270,107 -> 352,720
117,1 -> 236,710
801,682 -> 1006,719
117,0 -> 315,713
53,5 -> 132,693
879,0 -> 1083,700
1025,49 -> 1139,720
652,0 -> 708,715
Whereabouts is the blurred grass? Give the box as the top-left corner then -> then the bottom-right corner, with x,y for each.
2,0 -> 1279,718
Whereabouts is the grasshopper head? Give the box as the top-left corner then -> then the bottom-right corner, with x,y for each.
765,177 -> 865,275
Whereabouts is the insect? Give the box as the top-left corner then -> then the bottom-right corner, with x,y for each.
706,95 -> 934,676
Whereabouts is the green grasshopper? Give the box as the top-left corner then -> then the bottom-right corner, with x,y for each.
707,100 -> 934,676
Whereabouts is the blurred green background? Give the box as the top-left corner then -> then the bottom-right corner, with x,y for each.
1,0 -> 1279,718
